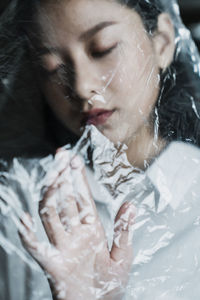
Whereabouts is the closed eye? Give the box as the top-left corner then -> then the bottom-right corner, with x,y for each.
91,43 -> 118,59
42,64 -> 71,80
42,64 -> 65,77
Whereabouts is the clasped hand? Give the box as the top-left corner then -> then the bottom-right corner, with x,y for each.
20,150 -> 135,300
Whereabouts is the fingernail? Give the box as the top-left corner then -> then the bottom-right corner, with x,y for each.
55,150 -> 69,164
53,151 -> 70,176
56,147 -> 64,154
126,204 -> 136,244
18,222 -> 28,237
115,203 -> 136,231
20,213 -> 36,232
70,155 -> 83,169
127,203 -> 137,224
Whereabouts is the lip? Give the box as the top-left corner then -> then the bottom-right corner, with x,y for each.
82,109 -> 115,126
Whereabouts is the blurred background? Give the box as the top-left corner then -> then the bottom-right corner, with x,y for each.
178,0 -> 200,51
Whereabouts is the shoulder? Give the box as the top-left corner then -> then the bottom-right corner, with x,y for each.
148,141 -> 200,182
147,141 -> 200,210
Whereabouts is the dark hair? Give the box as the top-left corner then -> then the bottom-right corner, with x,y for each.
5,0 -> 200,152
117,0 -> 200,146
118,0 -> 163,33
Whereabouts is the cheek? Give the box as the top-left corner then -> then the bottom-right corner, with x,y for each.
110,41 -> 160,115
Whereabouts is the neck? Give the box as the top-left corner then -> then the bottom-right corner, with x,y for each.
126,125 -> 166,170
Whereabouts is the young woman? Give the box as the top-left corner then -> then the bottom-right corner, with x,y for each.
1,0 -> 200,299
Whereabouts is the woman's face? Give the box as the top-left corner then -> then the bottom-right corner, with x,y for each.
34,0 -> 164,146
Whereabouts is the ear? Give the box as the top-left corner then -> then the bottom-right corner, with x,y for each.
153,13 -> 175,70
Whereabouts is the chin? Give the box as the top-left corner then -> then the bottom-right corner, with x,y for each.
97,126 -> 125,145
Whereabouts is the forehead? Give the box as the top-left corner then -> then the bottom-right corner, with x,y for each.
36,0 -> 141,41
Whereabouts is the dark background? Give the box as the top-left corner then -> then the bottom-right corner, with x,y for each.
178,0 -> 200,50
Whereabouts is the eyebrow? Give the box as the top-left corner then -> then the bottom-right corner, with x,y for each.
36,21 -> 117,56
35,46 -> 60,56
79,21 -> 117,41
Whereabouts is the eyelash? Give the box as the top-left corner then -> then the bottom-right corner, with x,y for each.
43,43 -> 118,77
91,43 -> 118,59
42,64 -> 68,80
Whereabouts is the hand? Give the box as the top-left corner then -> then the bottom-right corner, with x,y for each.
19,150 -> 135,300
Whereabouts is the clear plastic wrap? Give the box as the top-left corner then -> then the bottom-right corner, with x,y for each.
0,0 -> 200,299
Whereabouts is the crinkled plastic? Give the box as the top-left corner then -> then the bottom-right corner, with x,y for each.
0,0 -> 200,299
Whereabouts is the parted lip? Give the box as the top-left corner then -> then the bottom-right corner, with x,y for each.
81,108 -> 115,126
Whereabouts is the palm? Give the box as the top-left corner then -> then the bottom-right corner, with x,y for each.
20,150 -> 135,300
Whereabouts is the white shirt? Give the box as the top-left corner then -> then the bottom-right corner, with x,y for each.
1,142 -> 200,300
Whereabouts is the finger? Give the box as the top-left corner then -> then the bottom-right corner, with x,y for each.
19,213 -> 52,271
40,150 -> 76,243
57,180 -> 80,229
39,185 -> 66,245
42,149 -> 71,196
110,202 -> 136,266
54,149 -> 80,228
39,149 -> 73,241
70,155 -> 98,224
41,157 -> 81,237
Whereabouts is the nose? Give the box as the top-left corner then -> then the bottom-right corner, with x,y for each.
74,57 -> 102,109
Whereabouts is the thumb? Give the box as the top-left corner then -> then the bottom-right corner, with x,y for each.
110,202 -> 136,265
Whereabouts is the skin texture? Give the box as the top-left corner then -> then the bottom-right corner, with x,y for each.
20,150 -> 136,300
34,0 -> 175,168
20,1 -> 175,299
